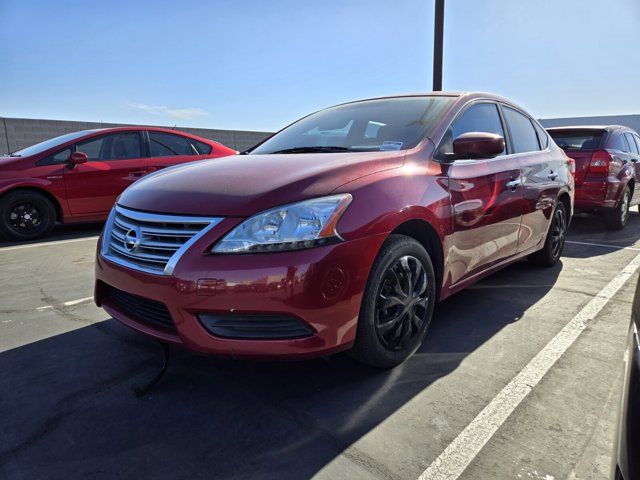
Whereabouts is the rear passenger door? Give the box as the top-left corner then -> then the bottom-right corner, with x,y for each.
64,131 -> 148,215
502,105 -> 560,254
146,131 -> 208,173
441,101 -> 523,285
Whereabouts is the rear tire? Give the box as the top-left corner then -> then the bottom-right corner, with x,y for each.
528,201 -> 567,267
350,234 -> 436,368
604,185 -> 630,230
0,191 -> 56,241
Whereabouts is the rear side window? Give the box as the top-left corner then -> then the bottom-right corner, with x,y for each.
76,132 -> 142,161
149,132 -> 193,156
624,133 -> 639,154
502,106 -> 540,153
547,129 -> 604,150
437,102 -> 506,158
192,139 -> 213,155
533,122 -> 549,149
607,133 -> 628,152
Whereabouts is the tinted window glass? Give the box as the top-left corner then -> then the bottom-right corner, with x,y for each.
39,148 -> 71,165
503,106 -> 540,153
251,96 -> 456,154
437,102 -> 506,158
76,132 -> 141,161
192,139 -> 213,155
547,129 -> 605,150
608,133 -> 628,152
624,133 -> 639,154
149,132 -> 193,156
12,130 -> 101,157
533,122 -> 549,149
634,135 -> 640,153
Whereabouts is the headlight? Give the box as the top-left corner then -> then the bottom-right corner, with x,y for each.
212,194 -> 352,253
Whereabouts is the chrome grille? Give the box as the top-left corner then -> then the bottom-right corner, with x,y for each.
101,205 -> 223,275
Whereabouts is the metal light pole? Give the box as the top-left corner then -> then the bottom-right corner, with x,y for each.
432,0 -> 445,91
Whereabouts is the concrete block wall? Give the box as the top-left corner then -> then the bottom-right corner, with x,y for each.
0,117 -> 272,155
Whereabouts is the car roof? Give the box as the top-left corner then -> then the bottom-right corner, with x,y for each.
546,125 -> 627,132
329,91 -> 526,113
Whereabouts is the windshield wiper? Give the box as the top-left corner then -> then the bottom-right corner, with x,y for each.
269,146 -> 350,154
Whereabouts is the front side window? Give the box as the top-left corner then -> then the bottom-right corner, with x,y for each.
250,96 -> 456,155
38,148 -> 71,165
436,102 -> 506,158
548,129 -> 605,150
76,132 -> 142,161
624,133 -> 639,154
149,132 -> 193,156
502,106 -> 540,154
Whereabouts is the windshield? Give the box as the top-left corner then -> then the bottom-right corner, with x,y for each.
250,96 -> 456,155
10,129 -> 102,156
548,129 -> 605,150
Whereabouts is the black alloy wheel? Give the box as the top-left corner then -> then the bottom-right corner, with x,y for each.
375,255 -> 429,351
0,191 -> 56,240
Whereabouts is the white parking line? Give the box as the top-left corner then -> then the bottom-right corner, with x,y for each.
565,240 -> 640,251
36,296 -> 94,311
0,236 -> 99,253
418,251 -> 640,480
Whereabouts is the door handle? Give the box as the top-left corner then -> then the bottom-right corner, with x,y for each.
505,178 -> 522,190
547,172 -> 559,180
131,170 -> 148,177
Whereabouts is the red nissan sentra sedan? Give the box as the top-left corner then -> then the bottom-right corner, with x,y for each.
547,125 -> 640,230
95,92 -> 574,367
0,127 -> 237,240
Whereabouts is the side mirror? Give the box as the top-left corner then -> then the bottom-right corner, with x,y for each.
452,132 -> 505,159
68,151 -> 88,165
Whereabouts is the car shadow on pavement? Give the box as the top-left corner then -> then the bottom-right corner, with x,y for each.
563,211 -> 640,258
0,261 -> 562,480
0,222 -> 103,248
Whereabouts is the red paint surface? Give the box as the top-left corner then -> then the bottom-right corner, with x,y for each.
0,127 -> 237,223
96,93 -> 574,359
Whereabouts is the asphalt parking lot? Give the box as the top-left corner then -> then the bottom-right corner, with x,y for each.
1,213 -> 639,480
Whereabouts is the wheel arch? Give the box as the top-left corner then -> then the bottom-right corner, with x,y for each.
0,186 -> 64,223
389,219 -> 444,299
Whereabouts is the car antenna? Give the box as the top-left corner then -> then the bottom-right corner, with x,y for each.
133,340 -> 171,396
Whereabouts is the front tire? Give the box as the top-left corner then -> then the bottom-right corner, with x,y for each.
528,201 -> 567,267
351,235 -> 436,368
0,191 -> 56,241
604,185 -> 630,230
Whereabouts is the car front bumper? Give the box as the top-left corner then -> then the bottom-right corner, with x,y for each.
95,233 -> 386,359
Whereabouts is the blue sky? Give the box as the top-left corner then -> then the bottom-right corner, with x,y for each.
1,0 -> 638,132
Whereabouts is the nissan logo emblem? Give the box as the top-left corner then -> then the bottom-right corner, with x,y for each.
123,227 -> 142,252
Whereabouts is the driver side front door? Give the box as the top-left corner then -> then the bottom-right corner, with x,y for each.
64,131 -> 148,216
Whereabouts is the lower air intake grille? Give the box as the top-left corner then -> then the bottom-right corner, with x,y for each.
198,313 -> 314,340
105,285 -> 175,331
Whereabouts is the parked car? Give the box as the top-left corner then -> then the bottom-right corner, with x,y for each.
547,125 -> 640,230
95,92 -> 574,368
0,127 -> 237,240
612,275 -> 640,480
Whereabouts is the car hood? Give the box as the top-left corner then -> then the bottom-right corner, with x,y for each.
118,151 -> 405,217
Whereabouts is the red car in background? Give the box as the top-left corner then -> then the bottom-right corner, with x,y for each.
0,127 -> 237,240
96,92 -> 574,368
547,125 -> 640,230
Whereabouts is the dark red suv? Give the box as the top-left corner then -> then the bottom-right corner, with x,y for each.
0,127 -> 237,240
547,125 -> 640,230
95,93 -> 574,367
